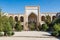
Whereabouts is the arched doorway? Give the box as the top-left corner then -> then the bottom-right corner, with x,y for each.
28,13 -> 37,30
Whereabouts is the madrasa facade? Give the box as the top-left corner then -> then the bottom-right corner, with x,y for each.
5,6 -> 60,30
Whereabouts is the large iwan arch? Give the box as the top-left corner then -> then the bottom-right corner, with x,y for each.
28,12 -> 37,30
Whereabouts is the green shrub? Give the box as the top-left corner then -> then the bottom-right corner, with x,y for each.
58,31 -> 60,36
15,21 -> 22,31
42,24 -> 48,31
51,31 -> 59,37
30,23 -> 35,31
0,32 -> 3,36
51,24 -> 60,37
11,32 -> 14,35
53,24 -> 60,31
7,31 -> 14,36
50,18 -> 60,37
0,10 -> 14,36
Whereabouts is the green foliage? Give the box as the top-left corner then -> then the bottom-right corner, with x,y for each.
7,31 -> 14,36
0,12 -> 14,36
52,18 -> 60,25
3,21 -> 12,32
0,23 -> 4,32
45,15 -> 51,25
30,23 -> 35,31
51,31 -> 59,37
44,15 -> 52,31
11,32 -> 14,35
2,16 -> 13,36
0,13 -> 4,32
0,32 -> 4,36
58,31 -> 60,36
53,24 -> 60,31
9,16 -> 15,28
51,23 -> 60,37
42,24 -> 48,31
15,21 -> 22,31
51,18 -> 60,37
50,18 -> 59,37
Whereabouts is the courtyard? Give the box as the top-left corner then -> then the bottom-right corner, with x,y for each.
0,0 -> 60,40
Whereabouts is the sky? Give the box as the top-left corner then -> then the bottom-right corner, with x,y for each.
0,0 -> 60,14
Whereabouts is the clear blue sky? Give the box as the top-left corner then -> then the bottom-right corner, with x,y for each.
0,0 -> 60,14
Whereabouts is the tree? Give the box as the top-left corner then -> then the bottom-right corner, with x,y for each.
0,9 -> 14,36
42,24 -> 48,31
45,15 -> 51,25
0,23 -> 4,32
51,17 -> 60,37
51,24 -> 60,36
4,21 -> 12,36
44,15 -> 52,31
53,24 -> 60,31
51,31 -> 59,37
0,16 -> 4,32
30,23 -> 35,31
9,16 -> 15,29
0,9 -> 4,36
52,18 -> 60,25
15,21 -> 22,31
2,16 -> 12,36
0,9 -> 3,32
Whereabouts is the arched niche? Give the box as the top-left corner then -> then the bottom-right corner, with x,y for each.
15,16 -> 18,22
41,16 -> 45,21
20,16 -> 24,22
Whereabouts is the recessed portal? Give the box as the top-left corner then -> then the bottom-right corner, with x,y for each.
28,13 -> 37,30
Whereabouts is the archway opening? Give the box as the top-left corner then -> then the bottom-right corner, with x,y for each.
41,16 -> 45,21
20,16 -> 24,22
52,16 -> 56,20
15,16 -> 18,22
28,13 -> 37,30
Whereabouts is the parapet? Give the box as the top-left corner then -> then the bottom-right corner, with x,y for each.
25,6 -> 40,10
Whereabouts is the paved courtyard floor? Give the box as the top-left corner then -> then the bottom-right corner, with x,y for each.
0,31 -> 59,40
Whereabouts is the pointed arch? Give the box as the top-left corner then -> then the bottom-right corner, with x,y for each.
20,16 -> 24,22
28,12 -> 37,23
15,16 -> 18,22
52,16 -> 56,20
41,16 -> 45,21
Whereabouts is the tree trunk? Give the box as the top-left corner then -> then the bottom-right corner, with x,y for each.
4,31 -> 7,36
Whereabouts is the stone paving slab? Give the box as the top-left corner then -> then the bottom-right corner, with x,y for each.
0,37 -> 59,40
0,31 -> 59,40
13,31 -> 51,37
